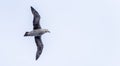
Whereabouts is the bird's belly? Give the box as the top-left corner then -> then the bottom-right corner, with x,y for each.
30,32 -> 42,36
29,30 -> 43,36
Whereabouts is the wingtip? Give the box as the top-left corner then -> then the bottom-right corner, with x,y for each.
30,6 -> 39,16
31,6 -> 34,11
35,53 -> 40,60
35,48 -> 43,61
31,6 -> 33,9
36,57 -> 38,60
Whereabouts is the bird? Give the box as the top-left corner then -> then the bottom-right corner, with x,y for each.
24,6 -> 50,60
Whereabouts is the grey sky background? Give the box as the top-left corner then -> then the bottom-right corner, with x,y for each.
0,0 -> 120,66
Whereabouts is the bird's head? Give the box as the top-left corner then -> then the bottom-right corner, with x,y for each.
42,29 -> 50,33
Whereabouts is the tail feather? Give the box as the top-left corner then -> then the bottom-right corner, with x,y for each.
24,32 -> 29,36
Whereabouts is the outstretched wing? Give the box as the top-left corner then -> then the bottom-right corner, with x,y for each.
31,6 -> 41,29
34,36 -> 43,60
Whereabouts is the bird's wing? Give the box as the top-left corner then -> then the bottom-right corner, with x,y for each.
34,36 -> 43,60
31,6 -> 41,29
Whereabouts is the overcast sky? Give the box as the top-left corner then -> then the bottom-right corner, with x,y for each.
0,0 -> 120,66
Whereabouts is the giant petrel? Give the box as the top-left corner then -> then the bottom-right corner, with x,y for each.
24,6 -> 50,60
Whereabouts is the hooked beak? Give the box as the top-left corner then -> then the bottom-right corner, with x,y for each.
48,31 -> 50,33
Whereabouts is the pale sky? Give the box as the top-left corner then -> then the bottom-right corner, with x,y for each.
0,0 -> 120,66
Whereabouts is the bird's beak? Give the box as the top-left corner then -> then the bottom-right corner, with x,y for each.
48,31 -> 50,33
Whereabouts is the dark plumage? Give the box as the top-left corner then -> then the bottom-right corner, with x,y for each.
35,36 -> 43,60
31,6 -> 41,29
24,6 -> 50,60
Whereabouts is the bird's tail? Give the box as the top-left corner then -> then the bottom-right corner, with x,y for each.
24,32 -> 29,36
36,47 -> 43,60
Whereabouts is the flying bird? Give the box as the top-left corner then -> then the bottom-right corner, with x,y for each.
24,6 -> 50,60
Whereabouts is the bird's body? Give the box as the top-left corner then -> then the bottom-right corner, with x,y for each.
24,29 -> 49,36
24,6 -> 50,60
